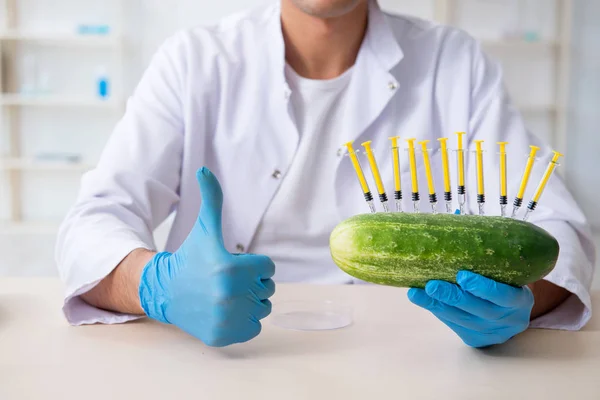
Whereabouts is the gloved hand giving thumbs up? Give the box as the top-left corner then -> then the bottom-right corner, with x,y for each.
139,167 -> 275,347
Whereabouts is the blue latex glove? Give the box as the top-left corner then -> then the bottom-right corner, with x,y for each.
139,167 -> 275,347
408,271 -> 534,348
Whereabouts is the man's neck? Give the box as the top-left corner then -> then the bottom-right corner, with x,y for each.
281,0 -> 369,80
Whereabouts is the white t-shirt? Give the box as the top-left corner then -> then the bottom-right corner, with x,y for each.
249,64 -> 354,283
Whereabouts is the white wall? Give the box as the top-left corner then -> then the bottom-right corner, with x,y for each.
566,0 -> 600,231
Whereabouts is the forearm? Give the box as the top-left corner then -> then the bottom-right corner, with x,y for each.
528,279 -> 571,320
81,248 -> 156,315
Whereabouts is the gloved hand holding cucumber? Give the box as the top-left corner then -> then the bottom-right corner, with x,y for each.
329,212 -> 559,348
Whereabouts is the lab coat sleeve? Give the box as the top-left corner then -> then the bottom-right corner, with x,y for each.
55,33 -> 187,326
465,43 -> 596,330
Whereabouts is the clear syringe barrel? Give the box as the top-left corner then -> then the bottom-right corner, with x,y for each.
455,132 -> 467,215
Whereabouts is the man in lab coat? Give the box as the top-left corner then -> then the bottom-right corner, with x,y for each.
56,0 -> 595,348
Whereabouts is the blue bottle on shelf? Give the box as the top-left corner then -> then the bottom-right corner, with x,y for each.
96,66 -> 110,99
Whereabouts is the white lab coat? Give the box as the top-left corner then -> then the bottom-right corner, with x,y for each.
56,0 -> 595,329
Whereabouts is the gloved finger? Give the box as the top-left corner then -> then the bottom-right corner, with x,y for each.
425,280 -> 508,321
253,299 -> 273,320
409,288 -> 490,332
236,254 -> 276,279
251,278 -> 276,300
437,316 -> 502,348
195,167 -> 229,260
225,321 -> 263,346
407,288 -> 436,309
457,271 -> 533,308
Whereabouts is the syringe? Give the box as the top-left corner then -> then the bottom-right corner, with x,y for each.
497,142 -> 509,217
419,140 -> 438,214
406,138 -> 421,213
438,138 -> 453,213
455,132 -> 467,215
474,140 -> 486,216
512,145 -> 540,218
344,141 -> 376,213
362,141 -> 390,212
389,136 -> 403,212
523,151 -> 563,221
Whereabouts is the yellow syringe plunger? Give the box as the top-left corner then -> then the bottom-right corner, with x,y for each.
438,138 -> 452,194
474,140 -> 486,216
524,151 -> 564,221
512,145 -> 541,218
388,137 -> 402,192
497,142 -> 509,217
455,132 -> 466,188
389,136 -> 403,212
406,138 -> 421,213
438,138 -> 453,213
344,141 -> 376,213
362,141 -> 389,212
420,140 -> 438,213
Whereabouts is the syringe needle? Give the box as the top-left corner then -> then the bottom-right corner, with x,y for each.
406,138 -> 420,213
474,140 -> 486,216
389,136 -> 403,212
362,141 -> 390,212
344,142 -> 376,213
455,132 -> 467,215
512,145 -> 540,218
419,140 -> 438,214
524,151 -> 563,221
438,138 -> 453,213
498,142 -> 509,217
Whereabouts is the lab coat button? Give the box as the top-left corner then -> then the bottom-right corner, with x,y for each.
388,81 -> 398,91
272,169 -> 282,179
236,244 -> 245,253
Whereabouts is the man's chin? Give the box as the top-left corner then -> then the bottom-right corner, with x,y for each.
290,0 -> 364,19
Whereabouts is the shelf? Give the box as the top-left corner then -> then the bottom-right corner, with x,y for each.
0,221 -> 60,235
0,94 -> 121,108
0,158 -> 94,172
482,39 -> 559,50
0,30 -> 122,47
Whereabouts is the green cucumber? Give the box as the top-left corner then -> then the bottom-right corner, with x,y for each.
329,213 -> 559,288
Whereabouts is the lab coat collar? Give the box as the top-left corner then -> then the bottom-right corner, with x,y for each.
365,0 -> 404,71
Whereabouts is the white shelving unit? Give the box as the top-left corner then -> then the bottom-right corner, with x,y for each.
0,0 -> 126,230
432,0 -> 572,154
0,30 -> 122,46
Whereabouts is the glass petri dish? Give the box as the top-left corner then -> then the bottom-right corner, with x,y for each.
270,300 -> 353,331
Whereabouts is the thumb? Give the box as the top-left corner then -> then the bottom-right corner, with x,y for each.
195,167 -> 228,257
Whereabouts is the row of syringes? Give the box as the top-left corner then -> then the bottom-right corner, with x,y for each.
343,132 -> 563,221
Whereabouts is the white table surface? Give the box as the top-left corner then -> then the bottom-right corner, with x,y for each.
0,279 -> 599,400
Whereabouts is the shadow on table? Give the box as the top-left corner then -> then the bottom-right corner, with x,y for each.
477,329 -> 597,360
